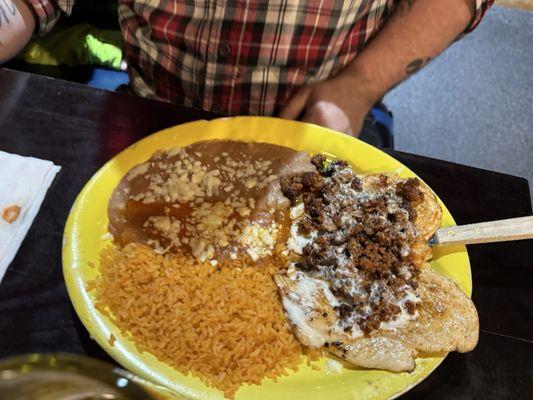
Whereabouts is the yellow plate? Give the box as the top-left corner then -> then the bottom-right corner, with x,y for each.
63,116 -> 471,400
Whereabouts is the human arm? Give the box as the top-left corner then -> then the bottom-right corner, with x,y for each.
0,0 -> 36,64
279,0 -> 492,136
0,0 -> 75,64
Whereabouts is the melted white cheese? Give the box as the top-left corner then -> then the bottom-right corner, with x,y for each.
287,223 -> 317,254
289,271 -> 340,308
287,203 -> 316,255
290,203 -> 305,219
282,297 -> 327,348
281,272 -> 369,344
379,289 -> 420,330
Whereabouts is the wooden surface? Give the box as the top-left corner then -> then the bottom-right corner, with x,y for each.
0,68 -> 532,399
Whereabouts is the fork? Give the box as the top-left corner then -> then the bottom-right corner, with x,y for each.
428,216 -> 533,246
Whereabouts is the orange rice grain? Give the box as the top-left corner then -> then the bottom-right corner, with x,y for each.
90,243 -> 304,398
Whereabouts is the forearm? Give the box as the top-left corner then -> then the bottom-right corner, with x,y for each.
0,0 -> 36,64
341,0 -> 476,105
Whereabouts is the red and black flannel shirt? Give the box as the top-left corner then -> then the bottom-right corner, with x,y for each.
28,0 -> 493,116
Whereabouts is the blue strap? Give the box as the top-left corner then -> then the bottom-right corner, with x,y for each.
88,68 -> 129,90
370,107 -> 393,135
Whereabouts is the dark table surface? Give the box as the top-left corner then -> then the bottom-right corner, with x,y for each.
0,67 -> 532,399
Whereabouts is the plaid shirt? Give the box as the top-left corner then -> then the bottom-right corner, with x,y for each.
28,0 -> 493,116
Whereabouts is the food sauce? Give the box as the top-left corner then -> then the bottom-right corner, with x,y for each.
108,140 -> 314,263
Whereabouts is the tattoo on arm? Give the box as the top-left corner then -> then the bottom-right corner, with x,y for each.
405,57 -> 432,76
0,0 -> 18,28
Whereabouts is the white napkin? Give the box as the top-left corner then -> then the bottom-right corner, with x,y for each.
0,151 -> 61,283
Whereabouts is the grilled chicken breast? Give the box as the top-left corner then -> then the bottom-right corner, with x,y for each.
276,266 -> 478,372
275,165 -> 478,372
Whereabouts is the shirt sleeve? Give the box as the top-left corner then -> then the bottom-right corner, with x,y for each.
26,0 -> 75,36
465,0 -> 495,33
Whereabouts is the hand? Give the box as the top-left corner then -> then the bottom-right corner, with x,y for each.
278,74 -> 376,137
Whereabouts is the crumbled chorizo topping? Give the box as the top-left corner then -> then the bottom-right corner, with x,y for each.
281,156 -> 425,335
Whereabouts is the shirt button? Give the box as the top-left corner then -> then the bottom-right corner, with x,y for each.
218,43 -> 232,59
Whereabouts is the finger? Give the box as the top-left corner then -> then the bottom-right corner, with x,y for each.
278,86 -> 312,120
300,100 -> 324,120
300,105 -> 325,126
301,101 -> 354,136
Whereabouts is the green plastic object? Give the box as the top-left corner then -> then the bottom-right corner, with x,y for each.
17,23 -> 123,70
